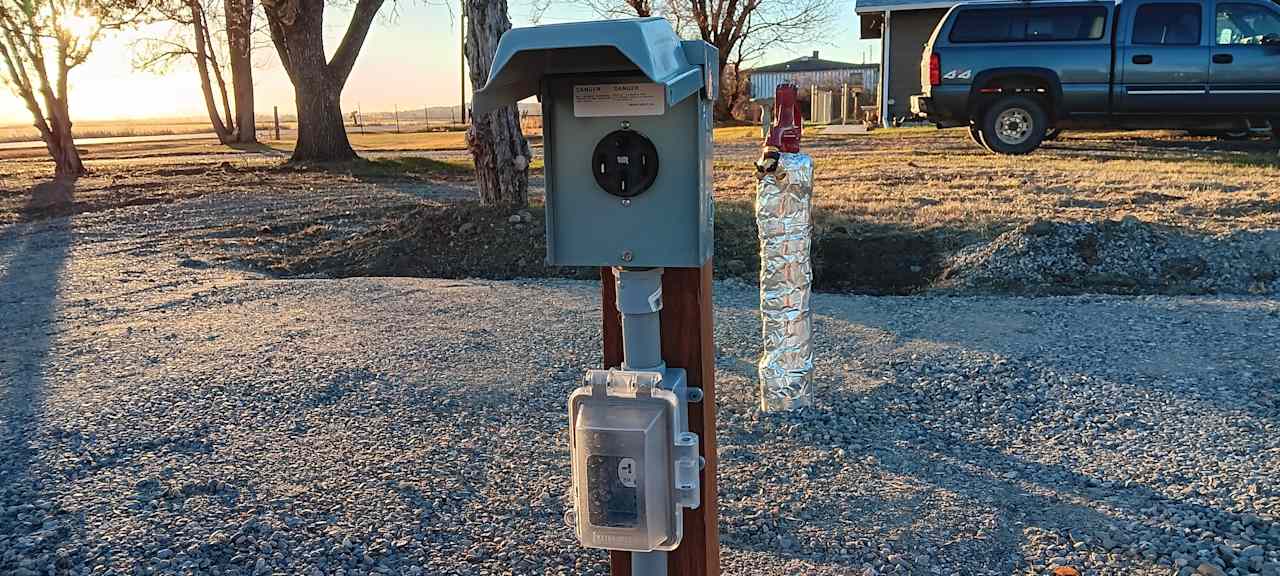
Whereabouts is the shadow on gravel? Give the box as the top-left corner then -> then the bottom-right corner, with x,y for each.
0,193 -> 73,574
723,380 -> 1263,573
712,298 -> 1275,573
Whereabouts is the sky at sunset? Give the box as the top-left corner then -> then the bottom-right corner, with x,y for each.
0,0 -> 876,125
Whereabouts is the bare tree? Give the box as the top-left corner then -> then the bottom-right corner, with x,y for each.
550,0 -> 837,120
0,0 -> 126,178
261,0 -> 384,162
223,0 -> 252,142
572,0 -> 655,17
465,0 -> 530,207
133,0 -> 259,144
708,0 -> 837,117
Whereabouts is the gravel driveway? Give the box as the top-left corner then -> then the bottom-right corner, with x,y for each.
2,198 -> 1278,576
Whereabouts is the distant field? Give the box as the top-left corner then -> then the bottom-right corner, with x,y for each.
0,119 -> 220,143
0,118 -> 479,144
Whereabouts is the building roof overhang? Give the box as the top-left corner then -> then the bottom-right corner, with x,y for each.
853,0 -> 961,14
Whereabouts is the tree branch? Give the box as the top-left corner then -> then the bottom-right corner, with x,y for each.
326,0 -> 384,88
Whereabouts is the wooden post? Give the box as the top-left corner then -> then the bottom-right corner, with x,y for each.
841,83 -> 849,125
760,99 -> 773,139
395,104 -> 401,133
460,0 -> 467,126
273,106 -> 280,140
811,84 -> 817,121
601,263 -> 720,576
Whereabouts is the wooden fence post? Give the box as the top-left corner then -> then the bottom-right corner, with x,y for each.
601,263 -> 720,576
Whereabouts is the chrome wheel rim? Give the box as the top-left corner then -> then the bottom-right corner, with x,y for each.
995,108 -> 1033,145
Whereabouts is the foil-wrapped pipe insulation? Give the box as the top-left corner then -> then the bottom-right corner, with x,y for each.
755,152 -> 815,411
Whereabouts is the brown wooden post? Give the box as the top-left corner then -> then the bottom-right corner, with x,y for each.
601,263 -> 720,576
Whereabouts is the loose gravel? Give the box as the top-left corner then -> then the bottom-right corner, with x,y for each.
938,218 -> 1280,296
3,196 -> 1279,575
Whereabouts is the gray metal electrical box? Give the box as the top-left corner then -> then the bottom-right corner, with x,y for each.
472,18 -> 718,268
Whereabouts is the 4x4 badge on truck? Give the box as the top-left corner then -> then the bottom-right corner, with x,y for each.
943,69 -> 972,80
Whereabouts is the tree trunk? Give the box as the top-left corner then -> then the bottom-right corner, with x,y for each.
46,102 -> 83,179
284,15 -> 355,161
225,0 -> 257,143
264,0 -> 381,162
465,0 -> 530,207
190,1 -> 234,144
292,74 -> 352,161
713,51 -> 736,122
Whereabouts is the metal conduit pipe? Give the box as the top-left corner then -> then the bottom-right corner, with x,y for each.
630,548 -> 668,576
614,267 -> 666,374
612,266 -> 668,576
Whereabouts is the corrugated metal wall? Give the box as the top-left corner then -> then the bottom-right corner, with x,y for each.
748,68 -> 880,101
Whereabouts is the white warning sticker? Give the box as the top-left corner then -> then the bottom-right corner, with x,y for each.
573,83 -> 665,118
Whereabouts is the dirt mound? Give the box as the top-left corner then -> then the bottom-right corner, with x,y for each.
251,203 -> 594,281
232,202 -> 1280,297
936,217 -> 1280,295
814,232 -> 941,294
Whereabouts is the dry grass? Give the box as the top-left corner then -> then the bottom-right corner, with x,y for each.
0,118 -> 216,143
2,125 -> 1276,293
712,128 -> 1280,250
4,125 -> 1276,248
268,131 -> 474,152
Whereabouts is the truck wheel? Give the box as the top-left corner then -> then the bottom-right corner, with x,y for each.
981,96 -> 1048,155
968,124 -> 991,150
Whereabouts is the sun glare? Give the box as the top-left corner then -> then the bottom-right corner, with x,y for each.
58,13 -> 98,40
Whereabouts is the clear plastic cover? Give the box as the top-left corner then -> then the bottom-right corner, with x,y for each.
756,152 -> 815,411
568,369 -> 697,552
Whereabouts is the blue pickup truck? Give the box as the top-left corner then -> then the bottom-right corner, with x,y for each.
911,0 -> 1280,153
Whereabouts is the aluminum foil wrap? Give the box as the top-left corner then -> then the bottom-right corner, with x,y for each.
756,152 -> 814,412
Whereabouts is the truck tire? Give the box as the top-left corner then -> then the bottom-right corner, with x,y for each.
981,96 -> 1048,155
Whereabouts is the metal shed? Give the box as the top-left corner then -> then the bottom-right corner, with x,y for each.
746,52 -> 880,103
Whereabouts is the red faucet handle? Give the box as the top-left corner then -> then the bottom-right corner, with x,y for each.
765,83 -> 802,153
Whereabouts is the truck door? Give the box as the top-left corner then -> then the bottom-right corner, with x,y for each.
1117,1 -> 1211,113
1207,0 -> 1280,113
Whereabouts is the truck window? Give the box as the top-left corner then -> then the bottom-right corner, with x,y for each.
949,6 -> 1109,43
1132,3 -> 1203,45
1216,3 -> 1280,44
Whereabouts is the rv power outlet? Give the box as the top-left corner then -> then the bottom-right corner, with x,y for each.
593,129 -> 660,198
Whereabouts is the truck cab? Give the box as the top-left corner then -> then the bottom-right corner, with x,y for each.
912,0 -> 1280,153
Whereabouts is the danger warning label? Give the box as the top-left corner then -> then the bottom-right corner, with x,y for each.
573,83 -> 665,118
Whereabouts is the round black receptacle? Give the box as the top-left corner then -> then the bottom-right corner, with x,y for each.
591,129 -> 659,198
